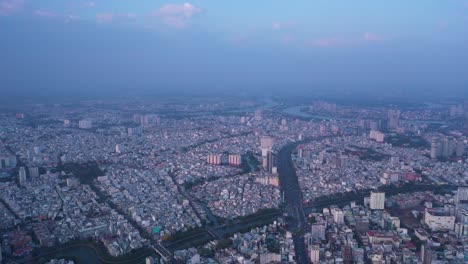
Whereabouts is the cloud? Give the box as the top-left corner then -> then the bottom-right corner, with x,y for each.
437,21 -> 448,31
33,10 -> 80,22
272,21 -> 295,31
363,32 -> 386,42
84,2 -> 95,8
308,32 -> 391,48
282,35 -> 294,45
309,37 -> 343,48
96,13 -> 137,24
151,2 -> 202,29
96,13 -> 114,23
0,0 -> 23,16
273,22 -> 281,30
34,10 -> 58,18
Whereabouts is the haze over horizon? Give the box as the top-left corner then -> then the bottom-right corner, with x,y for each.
1,0 -> 468,100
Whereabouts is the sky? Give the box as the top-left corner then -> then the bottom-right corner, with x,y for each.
1,0 -> 468,100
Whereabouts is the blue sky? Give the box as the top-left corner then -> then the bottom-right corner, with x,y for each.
1,0 -> 468,99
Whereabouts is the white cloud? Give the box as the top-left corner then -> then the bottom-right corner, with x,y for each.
0,0 -> 24,16
151,3 -> 202,29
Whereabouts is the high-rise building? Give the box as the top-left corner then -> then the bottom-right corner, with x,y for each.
115,144 -> 123,153
133,114 -> 160,125
266,150 -> 276,173
455,222 -> 468,237
331,208 -> 345,224
424,208 -> 455,231
441,137 -> 450,157
311,223 -> 326,240
228,154 -> 241,166
254,110 -> 262,121
456,140 -> 465,157
78,119 -> 92,129
128,127 -> 143,136
19,166 -> 27,185
260,136 -> 274,172
369,120 -> 380,131
341,244 -> 352,264
207,155 -> 221,165
369,130 -> 385,142
310,245 -> 320,263
352,247 -> 364,263
297,145 -> 303,158
63,119 -> 70,127
387,110 -> 400,130
456,187 -> 468,204
0,155 -> 17,169
260,136 -> 274,149
421,245 -> 435,264
29,167 -> 39,178
355,216 -> 369,233
430,138 -> 439,159
370,191 -> 385,210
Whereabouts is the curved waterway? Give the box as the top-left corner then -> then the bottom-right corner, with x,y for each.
277,142 -> 309,264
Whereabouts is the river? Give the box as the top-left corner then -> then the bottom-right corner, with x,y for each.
282,105 -> 449,125
277,142 -> 309,264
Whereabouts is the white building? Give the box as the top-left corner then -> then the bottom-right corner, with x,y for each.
331,208 -> 345,224
19,166 -> 27,185
369,130 -> 385,143
370,191 -> 385,210
424,209 -> 455,231
310,245 -> 320,263
455,222 -> 468,237
456,187 -> 468,203
115,144 -> 123,154
260,253 -> 281,264
311,223 -> 326,240
78,119 -> 92,129
228,154 -> 241,166
207,155 -> 221,165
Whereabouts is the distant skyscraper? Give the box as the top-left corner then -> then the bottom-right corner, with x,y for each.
266,150 -> 276,173
115,144 -> 123,153
298,146 -> 303,158
331,208 -> 344,224
311,224 -> 326,240
0,155 -> 17,169
310,245 -> 320,263
352,247 -> 364,263
78,119 -> 92,129
387,110 -> 400,130
260,136 -> 274,149
456,188 -> 468,204
254,110 -> 262,121
18,166 -> 27,185
431,138 -> 439,159
228,154 -> 241,166
370,191 -> 385,210
369,130 -> 385,142
260,136 -> 274,172
63,119 -> 70,127
128,127 -> 143,136
207,155 -> 221,165
456,140 -> 465,157
421,245 -> 435,264
441,138 -> 450,157
29,167 -> 39,178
